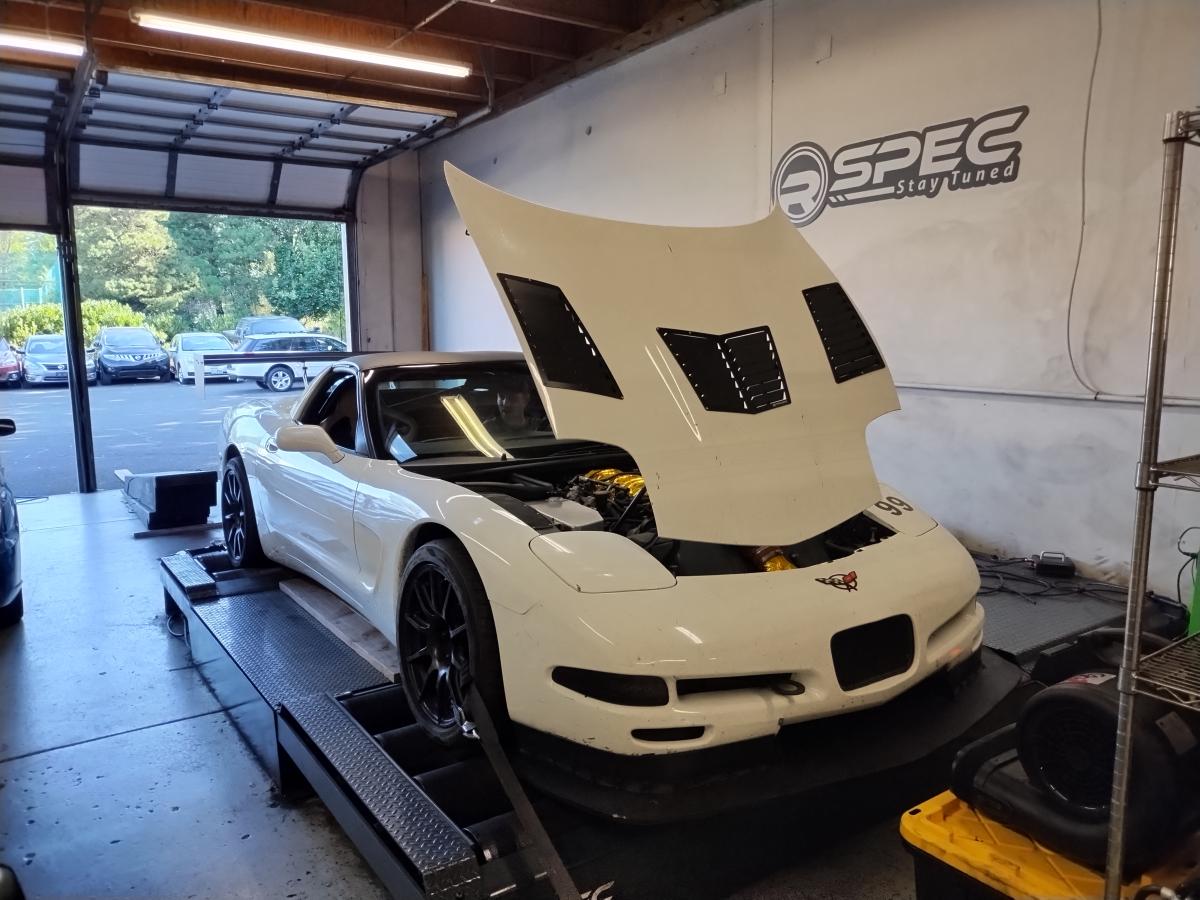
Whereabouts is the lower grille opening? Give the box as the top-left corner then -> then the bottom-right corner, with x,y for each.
830,614 -> 915,691
631,726 -> 706,742
676,673 -> 792,697
552,666 -> 669,707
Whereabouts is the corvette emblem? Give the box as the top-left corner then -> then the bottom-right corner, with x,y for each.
816,571 -> 858,591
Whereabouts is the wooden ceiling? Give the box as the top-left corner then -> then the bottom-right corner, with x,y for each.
4,1 -> 743,122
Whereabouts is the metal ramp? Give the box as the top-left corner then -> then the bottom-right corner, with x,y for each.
160,546 -> 1028,900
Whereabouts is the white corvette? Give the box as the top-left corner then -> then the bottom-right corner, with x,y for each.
219,165 -> 983,756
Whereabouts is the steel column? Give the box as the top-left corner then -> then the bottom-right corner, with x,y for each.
56,53 -> 99,493
1102,110 -> 1189,899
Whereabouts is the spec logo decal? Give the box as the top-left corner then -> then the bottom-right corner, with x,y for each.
773,105 -> 1029,227
816,571 -> 858,591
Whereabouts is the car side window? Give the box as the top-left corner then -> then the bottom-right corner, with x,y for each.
300,371 -> 360,452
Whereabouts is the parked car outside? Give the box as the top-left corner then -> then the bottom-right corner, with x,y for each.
231,315 -> 306,345
168,332 -> 235,384
0,417 -> 21,628
0,339 -> 21,388
93,326 -> 169,384
228,333 -> 348,392
20,333 -> 97,386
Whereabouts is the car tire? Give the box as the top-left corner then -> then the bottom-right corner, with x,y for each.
220,455 -> 267,569
97,368 -> 112,386
0,591 -> 23,628
264,365 -> 294,392
397,539 -> 507,747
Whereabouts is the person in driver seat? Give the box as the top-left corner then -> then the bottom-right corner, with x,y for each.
485,377 -> 546,436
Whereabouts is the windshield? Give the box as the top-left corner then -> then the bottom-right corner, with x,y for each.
26,336 -> 66,354
104,329 -> 158,349
181,335 -> 231,350
365,363 -> 597,463
248,317 -> 303,334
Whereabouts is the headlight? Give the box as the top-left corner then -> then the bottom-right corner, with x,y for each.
24,360 -> 45,372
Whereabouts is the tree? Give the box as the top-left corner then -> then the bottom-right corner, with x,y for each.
74,207 -> 178,306
167,213 -> 274,325
267,219 -> 345,323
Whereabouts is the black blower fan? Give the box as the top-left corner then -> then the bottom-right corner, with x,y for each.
954,629 -> 1200,873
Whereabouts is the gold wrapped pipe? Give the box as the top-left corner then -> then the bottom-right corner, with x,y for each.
745,546 -> 796,572
585,468 -> 623,482
612,474 -> 646,494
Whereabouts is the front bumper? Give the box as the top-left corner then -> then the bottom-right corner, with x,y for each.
100,359 -> 168,380
24,368 -> 95,384
513,647 -> 1024,822
491,524 -> 985,756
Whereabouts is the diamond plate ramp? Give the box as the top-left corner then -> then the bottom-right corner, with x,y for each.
193,590 -> 382,705
284,692 -> 481,900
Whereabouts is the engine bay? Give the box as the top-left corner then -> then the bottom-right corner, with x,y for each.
456,463 -> 896,577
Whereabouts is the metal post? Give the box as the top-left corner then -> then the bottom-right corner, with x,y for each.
57,180 -> 97,493
1103,110 -> 1188,899
52,53 -> 98,493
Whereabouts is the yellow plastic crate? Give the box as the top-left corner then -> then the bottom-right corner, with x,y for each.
900,791 -> 1200,900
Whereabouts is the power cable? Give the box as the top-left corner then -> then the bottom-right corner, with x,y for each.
1064,0 -> 1104,396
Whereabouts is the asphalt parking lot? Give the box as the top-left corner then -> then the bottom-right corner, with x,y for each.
0,379 -> 287,498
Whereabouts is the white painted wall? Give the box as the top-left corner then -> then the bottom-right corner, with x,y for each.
408,0 -> 1200,594
355,153 -> 425,352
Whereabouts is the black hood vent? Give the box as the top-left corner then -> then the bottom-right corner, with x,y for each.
657,325 -> 789,414
802,282 -> 886,384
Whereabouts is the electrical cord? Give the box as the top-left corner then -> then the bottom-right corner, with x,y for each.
1064,0 -> 1104,397
971,550 -> 1172,607
1177,526 -> 1199,608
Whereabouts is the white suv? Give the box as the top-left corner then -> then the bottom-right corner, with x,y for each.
229,333 -> 348,392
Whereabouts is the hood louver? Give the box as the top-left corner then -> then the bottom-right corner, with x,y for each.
803,282 -> 886,384
657,326 -> 789,414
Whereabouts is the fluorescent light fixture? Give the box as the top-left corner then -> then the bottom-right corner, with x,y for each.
131,11 -> 470,78
0,30 -> 85,57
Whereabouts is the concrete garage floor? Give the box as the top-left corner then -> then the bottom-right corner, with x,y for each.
0,491 -> 916,900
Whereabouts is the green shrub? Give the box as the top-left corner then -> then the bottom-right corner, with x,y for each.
0,299 -> 153,346
0,303 -> 62,346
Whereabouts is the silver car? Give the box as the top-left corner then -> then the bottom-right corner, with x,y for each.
20,334 -> 97,386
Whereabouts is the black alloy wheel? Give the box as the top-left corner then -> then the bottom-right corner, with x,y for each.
397,539 -> 506,746
220,455 -> 265,568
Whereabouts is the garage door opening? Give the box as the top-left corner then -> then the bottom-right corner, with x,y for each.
0,209 -> 350,495
73,205 -> 350,491
0,229 -> 79,498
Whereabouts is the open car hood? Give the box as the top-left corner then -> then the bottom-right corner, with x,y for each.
447,164 -> 899,546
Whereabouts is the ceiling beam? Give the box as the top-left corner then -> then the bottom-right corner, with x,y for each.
456,0 -> 633,35
485,0 -> 751,119
88,45 -> 470,117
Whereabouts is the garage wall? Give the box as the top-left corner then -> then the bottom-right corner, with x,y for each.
410,0 -> 1200,593
355,153 -> 425,352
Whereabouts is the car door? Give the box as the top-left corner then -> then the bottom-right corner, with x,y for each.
292,336 -> 342,385
258,368 -> 371,605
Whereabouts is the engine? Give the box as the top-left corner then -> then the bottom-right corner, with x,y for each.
462,466 -> 895,576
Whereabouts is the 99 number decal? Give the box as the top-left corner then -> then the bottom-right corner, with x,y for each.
875,496 -> 913,516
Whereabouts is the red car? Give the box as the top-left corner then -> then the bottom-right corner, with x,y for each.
0,339 -> 20,388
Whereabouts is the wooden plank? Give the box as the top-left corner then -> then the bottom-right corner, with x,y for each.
280,578 -> 402,682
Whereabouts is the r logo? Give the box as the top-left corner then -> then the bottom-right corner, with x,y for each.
772,141 -> 831,227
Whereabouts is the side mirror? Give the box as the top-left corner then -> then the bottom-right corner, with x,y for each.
273,424 -> 343,462
0,419 -> 15,437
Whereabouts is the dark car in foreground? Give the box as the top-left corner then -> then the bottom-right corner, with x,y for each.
93,326 -> 169,384
0,417 -> 21,628
20,333 -> 97,386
